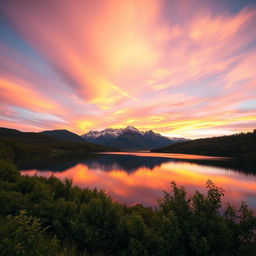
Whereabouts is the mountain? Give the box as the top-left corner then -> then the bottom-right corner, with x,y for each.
151,130 -> 256,159
0,127 -> 114,160
40,129 -> 85,143
82,126 -> 187,150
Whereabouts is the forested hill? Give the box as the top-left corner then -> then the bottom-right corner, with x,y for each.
0,127 -> 114,160
151,130 -> 256,158
40,129 -> 86,143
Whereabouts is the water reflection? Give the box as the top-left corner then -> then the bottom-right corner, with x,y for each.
17,154 -> 172,173
19,152 -> 256,209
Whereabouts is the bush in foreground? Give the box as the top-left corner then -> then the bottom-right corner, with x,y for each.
0,160 -> 255,256
0,210 -> 68,256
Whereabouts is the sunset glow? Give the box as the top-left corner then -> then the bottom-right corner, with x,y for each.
0,0 -> 256,138
21,156 -> 256,208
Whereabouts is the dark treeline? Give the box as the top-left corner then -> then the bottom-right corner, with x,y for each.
0,127 -> 115,160
152,130 -> 256,159
0,159 -> 255,256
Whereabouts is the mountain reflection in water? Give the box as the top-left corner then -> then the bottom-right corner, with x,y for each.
19,152 -> 256,209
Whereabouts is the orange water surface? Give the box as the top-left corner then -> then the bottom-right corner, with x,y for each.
21,152 -> 256,209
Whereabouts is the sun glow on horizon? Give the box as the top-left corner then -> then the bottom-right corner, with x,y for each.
0,0 -> 255,139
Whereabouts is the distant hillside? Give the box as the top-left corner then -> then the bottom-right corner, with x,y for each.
151,131 -> 256,159
0,127 -> 114,160
40,129 -> 85,143
82,126 -> 187,149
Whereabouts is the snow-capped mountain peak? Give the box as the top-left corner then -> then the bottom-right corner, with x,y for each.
84,128 -> 121,138
82,126 -> 143,139
81,126 -> 188,149
123,126 -> 142,134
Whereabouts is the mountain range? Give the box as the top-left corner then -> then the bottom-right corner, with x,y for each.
82,126 -> 187,150
0,126 -> 187,154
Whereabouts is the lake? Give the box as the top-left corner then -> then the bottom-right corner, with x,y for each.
19,152 -> 256,210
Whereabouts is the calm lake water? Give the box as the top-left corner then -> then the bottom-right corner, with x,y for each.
19,152 -> 256,210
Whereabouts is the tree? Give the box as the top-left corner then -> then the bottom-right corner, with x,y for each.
0,210 -> 67,256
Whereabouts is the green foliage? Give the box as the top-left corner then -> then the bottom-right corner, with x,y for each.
0,160 -> 19,182
152,130 -> 256,159
0,160 -> 255,255
0,210 -> 70,256
0,142 -> 14,160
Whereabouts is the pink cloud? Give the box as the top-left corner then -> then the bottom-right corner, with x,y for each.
0,0 -> 255,137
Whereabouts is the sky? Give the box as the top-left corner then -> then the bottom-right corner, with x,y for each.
0,0 -> 255,139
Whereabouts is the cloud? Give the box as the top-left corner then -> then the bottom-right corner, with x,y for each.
0,0 -> 255,137
0,0 -> 163,106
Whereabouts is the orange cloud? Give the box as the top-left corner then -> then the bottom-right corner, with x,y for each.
0,0 -> 255,137
0,0 -> 163,107
0,78 -> 60,112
